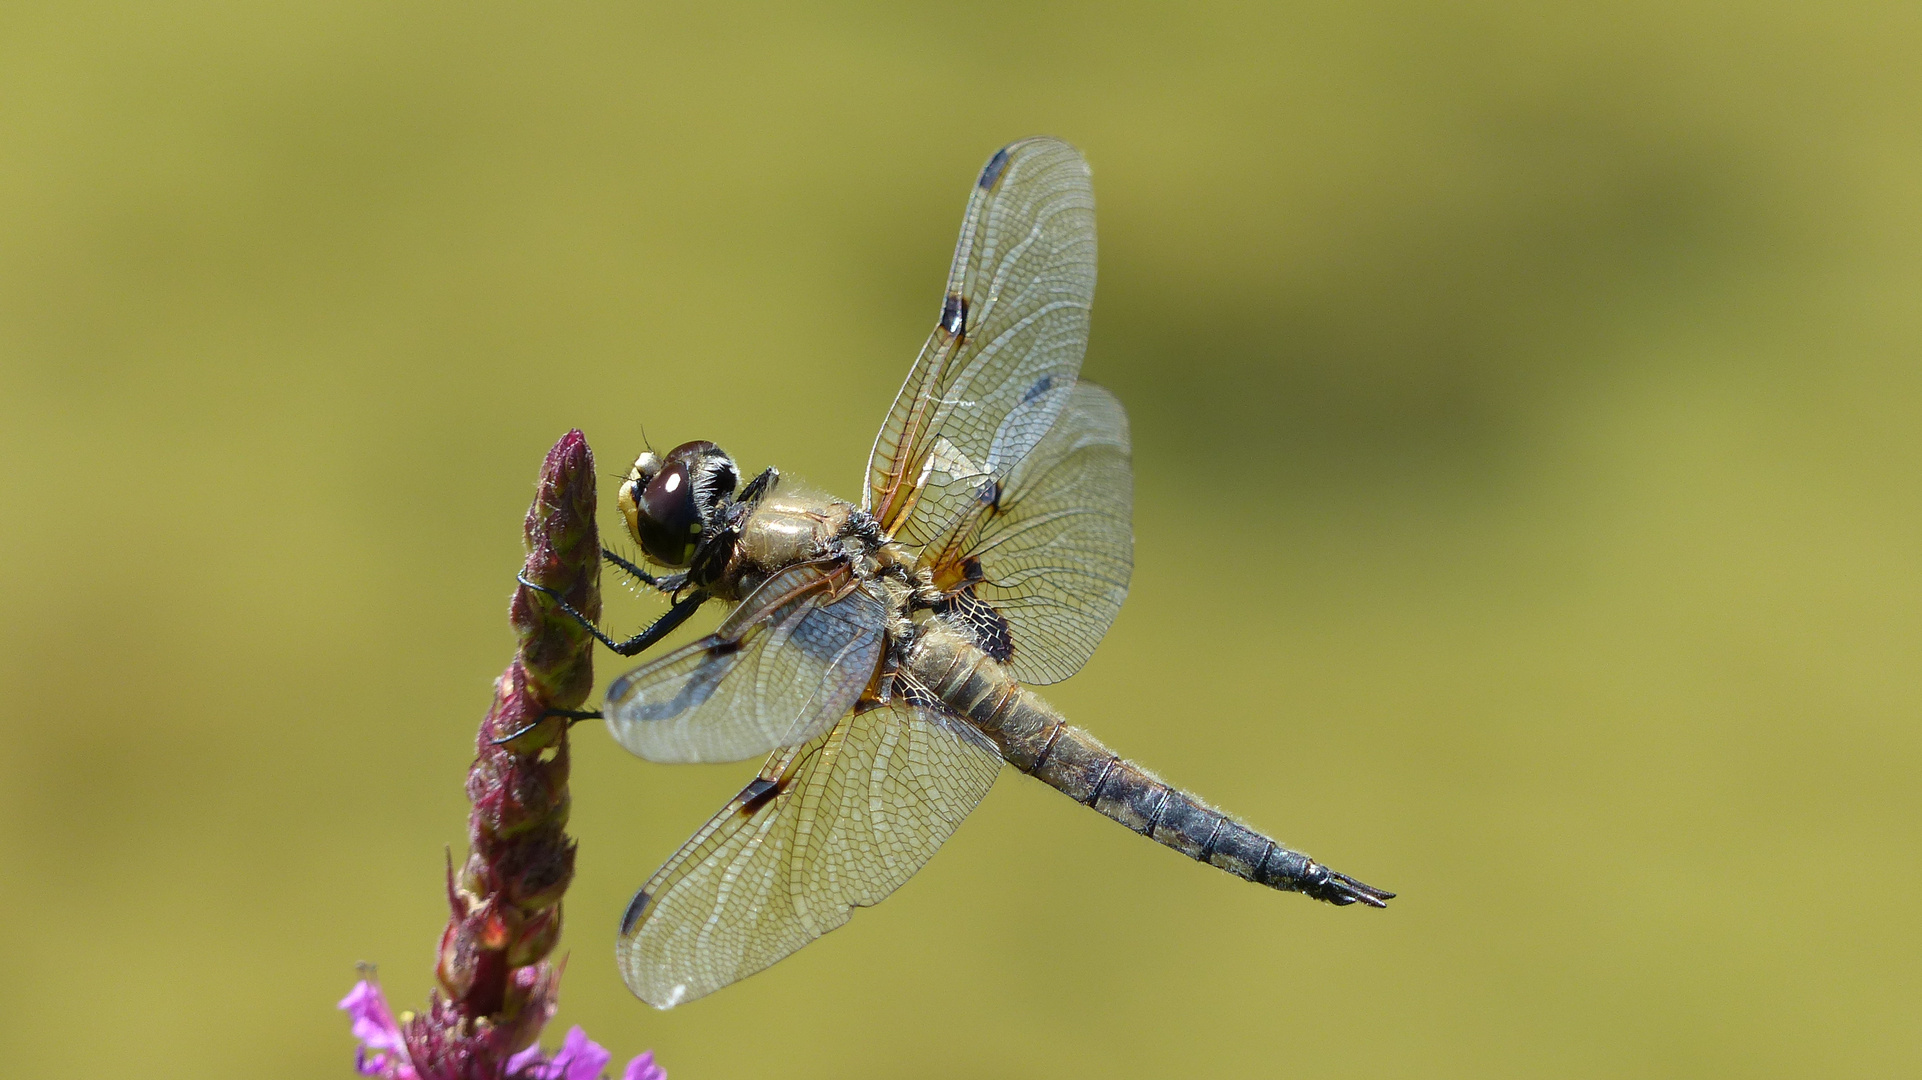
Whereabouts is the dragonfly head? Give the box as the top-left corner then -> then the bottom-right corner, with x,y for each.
618,440 -> 740,568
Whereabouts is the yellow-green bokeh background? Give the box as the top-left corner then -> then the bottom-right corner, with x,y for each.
4,3 -> 1917,1076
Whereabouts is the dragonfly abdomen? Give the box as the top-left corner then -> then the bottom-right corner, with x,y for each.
904,624 -> 1393,908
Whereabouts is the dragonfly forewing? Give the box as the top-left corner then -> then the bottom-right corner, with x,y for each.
604,561 -> 888,764
866,137 -> 1097,557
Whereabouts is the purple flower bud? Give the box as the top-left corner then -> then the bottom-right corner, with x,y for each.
342,433 -> 663,1079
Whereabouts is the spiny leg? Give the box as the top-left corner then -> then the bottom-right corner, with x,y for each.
737,466 -> 778,504
490,707 -> 606,746
602,550 -> 687,595
517,572 -> 708,657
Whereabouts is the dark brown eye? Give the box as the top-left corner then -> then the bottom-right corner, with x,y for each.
635,460 -> 702,567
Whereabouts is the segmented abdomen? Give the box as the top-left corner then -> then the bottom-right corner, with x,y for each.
903,623 -> 1344,899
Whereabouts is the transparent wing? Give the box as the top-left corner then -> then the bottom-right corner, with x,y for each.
925,381 -> 1132,684
603,561 -> 887,764
865,137 -> 1097,556
616,691 -> 1004,1008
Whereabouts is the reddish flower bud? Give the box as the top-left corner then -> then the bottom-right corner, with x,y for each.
344,432 -> 662,1077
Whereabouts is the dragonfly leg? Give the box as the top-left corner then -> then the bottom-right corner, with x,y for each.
737,466 -> 779,505
517,572 -> 708,657
489,707 -> 605,745
602,550 -> 688,595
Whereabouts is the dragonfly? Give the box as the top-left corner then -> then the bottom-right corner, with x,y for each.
531,137 -> 1392,1009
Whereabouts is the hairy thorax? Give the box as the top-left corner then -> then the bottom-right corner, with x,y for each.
707,489 -> 924,608
738,492 -> 845,571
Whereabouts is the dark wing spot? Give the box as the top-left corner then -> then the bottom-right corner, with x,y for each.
737,777 -> 784,816
960,555 -> 986,583
707,638 -> 743,658
620,889 -> 651,936
940,291 -> 969,339
898,676 -> 941,710
978,146 -> 1012,190
933,586 -> 1015,663
974,478 -> 1001,509
1020,373 -> 1055,404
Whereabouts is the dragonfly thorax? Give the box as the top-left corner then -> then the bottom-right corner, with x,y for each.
736,491 -> 847,573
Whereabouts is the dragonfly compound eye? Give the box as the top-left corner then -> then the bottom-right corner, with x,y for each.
634,460 -> 703,567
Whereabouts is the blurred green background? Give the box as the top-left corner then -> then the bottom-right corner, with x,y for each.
3,2 -> 1917,1077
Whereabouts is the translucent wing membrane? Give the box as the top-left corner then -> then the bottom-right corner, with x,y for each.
616,693 -> 1004,1007
604,562 -> 887,764
611,138 -> 1117,1006
866,138 -> 1097,556
928,381 -> 1132,684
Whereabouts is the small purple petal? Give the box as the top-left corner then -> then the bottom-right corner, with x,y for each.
507,1026 -> 614,1080
622,1050 -> 666,1080
354,1045 -> 416,1080
504,1041 -> 549,1076
551,1026 -> 613,1080
338,980 -> 380,1013
339,979 -> 405,1052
